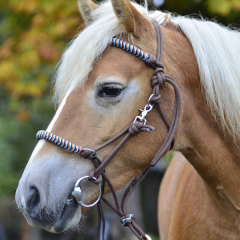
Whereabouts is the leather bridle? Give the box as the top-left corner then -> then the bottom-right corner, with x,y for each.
36,20 -> 181,240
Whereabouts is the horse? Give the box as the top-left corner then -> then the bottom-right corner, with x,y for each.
15,0 -> 240,239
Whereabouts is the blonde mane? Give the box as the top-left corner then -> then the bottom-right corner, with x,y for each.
53,1 -> 151,105
54,1 -> 240,137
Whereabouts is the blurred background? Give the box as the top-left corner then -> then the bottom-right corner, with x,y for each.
0,0 -> 239,239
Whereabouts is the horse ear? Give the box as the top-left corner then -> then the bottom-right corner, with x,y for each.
110,0 -> 147,36
78,0 -> 99,26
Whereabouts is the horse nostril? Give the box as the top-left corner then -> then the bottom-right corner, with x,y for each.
26,186 -> 40,214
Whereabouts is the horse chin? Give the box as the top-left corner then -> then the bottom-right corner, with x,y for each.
46,197 -> 82,233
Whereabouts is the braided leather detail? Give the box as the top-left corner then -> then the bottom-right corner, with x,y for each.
128,122 -> 155,136
151,65 -> 165,88
36,130 -> 83,154
110,38 -> 149,61
120,214 -> 135,226
144,55 -> 165,105
88,170 -> 103,184
80,149 -> 94,159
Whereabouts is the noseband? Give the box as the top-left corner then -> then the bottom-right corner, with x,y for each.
36,20 -> 181,240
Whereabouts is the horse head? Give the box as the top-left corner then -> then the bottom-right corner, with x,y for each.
15,0 -> 185,234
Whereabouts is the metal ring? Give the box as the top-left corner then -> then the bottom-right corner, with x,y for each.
134,116 -> 147,125
148,94 -> 155,104
72,176 -> 102,208
144,104 -> 153,112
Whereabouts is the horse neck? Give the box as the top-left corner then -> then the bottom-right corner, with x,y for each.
162,26 -> 240,217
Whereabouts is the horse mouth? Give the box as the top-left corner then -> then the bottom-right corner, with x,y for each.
46,195 -> 81,233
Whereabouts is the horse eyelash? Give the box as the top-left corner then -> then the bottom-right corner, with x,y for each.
104,84 -> 122,89
98,83 -> 124,90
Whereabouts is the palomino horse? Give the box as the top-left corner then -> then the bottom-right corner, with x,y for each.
15,0 -> 240,239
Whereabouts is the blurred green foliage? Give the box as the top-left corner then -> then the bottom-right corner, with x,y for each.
0,0 -> 82,196
160,0 -> 240,24
0,0 -> 239,197
0,97 -> 54,195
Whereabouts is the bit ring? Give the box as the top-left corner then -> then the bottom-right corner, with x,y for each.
71,176 -> 102,208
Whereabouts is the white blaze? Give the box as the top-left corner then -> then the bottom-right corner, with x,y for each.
28,87 -> 73,165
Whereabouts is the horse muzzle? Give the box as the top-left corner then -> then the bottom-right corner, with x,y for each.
15,145 -> 96,232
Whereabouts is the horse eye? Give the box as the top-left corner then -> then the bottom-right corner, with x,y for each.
98,85 -> 123,97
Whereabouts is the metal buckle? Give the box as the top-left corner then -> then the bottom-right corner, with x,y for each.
71,176 -> 102,208
134,103 -> 154,125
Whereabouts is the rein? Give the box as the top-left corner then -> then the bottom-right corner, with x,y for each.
36,20 -> 181,240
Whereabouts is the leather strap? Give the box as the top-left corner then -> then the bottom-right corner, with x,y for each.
81,20 -> 181,240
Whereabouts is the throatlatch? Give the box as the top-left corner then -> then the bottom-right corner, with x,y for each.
36,20 -> 181,240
